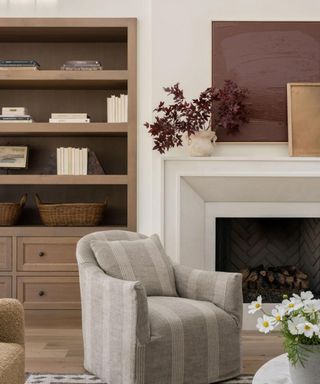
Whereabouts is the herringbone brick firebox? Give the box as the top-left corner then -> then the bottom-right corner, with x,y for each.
216,218 -> 320,302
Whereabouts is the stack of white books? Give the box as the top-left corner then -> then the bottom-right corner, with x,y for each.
57,147 -> 88,175
0,107 -> 33,123
107,95 -> 128,123
49,113 -> 90,123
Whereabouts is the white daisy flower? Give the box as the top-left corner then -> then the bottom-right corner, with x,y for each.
282,298 -> 303,314
271,306 -> 286,324
296,321 -> 319,338
293,291 -> 314,305
256,315 -> 275,334
248,296 -> 262,314
301,291 -> 314,301
303,299 -> 320,313
288,316 -> 305,335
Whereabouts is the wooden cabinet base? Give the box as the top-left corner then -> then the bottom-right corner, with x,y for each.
17,237 -> 78,272
0,237 -> 12,271
17,277 -> 80,310
0,277 -> 12,298
0,233 -> 83,310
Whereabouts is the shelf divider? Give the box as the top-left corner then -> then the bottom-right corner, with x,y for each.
0,70 -> 128,89
0,174 -> 128,185
0,122 -> 128,136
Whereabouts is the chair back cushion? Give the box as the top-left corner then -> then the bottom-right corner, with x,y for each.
90,234 -> 177,296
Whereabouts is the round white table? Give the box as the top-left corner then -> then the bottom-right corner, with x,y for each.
253,354 -> 292,384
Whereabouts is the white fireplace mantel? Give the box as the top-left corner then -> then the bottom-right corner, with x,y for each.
161,154 -> 320,268
159,149 -> 320,329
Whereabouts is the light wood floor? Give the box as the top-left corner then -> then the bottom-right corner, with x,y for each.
25,311 -> 284,375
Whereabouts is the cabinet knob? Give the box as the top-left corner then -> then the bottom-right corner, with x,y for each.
38,251 -> 45,257
38,291 -> 45,297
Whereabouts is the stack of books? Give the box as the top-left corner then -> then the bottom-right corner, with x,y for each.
61,60 -> 102,71
49,113 -> 90,123
0,60 -> 39,70
107,95 -> 128,123
0,107 -> 33,123
56,147 -> 88,175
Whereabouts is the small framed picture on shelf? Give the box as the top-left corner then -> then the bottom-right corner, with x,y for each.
0,146 -> 28,168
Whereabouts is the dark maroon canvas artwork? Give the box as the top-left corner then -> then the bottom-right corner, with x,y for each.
212,22 -> 320,142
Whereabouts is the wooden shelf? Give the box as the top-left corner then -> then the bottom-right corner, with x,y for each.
0,175 -> 128,185
0,18 -> 137,310
0,18 -> 135,42
0,122 -> 128,136
0,226 -> 129,236
0,70 -> 128,89
0,18 -> 136,228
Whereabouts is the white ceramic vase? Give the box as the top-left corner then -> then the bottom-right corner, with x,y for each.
289,345 -> 320,384
184,130 -> 217,157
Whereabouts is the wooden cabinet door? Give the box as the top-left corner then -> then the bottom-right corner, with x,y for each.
17,277 -> 80,310
0,237 -> 12,271
17,237 -> 78,272
0,277 -> 12,298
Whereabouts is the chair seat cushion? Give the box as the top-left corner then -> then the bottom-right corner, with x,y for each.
90,234 -> 177,296
144,296 -> 241,383
0,343 -> 24,384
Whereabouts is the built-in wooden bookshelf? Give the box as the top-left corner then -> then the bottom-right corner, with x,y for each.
0,18 -> 137,309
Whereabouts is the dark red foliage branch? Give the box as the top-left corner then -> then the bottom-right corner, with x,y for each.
144,80 -> 249,154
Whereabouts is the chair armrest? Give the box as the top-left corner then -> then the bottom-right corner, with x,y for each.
173,265 -> 243,328
0,299 -> 24,345
79,263 -> 150,346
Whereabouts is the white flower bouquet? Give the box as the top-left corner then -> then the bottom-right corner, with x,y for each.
249,291 -> 320,366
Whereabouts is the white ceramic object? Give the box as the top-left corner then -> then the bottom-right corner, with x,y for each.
253,354 -> 292,384
288,345 -> 320,384
184,130 -> 217,157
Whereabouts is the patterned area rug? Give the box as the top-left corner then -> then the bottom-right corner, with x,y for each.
25,373 -> 253,383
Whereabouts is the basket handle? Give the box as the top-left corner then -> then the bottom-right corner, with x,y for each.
35,194 -> 42,207
19,193 -> 27,207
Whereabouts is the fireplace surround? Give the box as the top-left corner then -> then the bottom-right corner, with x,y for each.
160,153 -> 320,328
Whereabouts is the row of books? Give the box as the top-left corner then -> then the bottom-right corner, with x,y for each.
0,101 -> 129,123
0,60 -> 104,71
56,147 -> 88,175
0,60 -> 39,70
0,107 -> 33,123
49,113 -> 90,123
61,60 -> 102,71
107,94 -> 128,123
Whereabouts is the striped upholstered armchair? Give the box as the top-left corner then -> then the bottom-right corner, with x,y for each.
77,231 -> 242,384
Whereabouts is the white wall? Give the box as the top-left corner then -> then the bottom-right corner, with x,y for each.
150,0 -> 320,238
2,0 -> 320,236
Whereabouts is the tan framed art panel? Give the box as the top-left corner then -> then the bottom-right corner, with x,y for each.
288,83 -> 320,156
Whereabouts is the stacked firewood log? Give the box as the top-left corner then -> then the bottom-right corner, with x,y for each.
241,265 -> 309,291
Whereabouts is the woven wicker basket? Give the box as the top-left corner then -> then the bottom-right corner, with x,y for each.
35,194 -> 107,227
0,194 -> 27,226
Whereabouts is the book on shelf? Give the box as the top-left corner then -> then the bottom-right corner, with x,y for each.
0,115 -> 33,123
57,147 -> 88,175
107,94 -> 128,123
61,60 -> 102,71
0,60 -> 40,70
2,107 -> 28,116
0,60 -> 39,66
49,113 -> 90,123
0,67 -> 39,71
51,113 -> 88,119
49,118 -> 90,123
